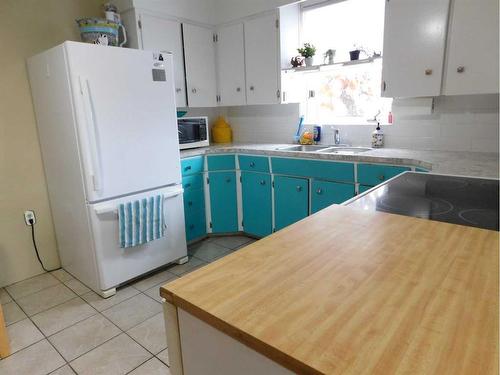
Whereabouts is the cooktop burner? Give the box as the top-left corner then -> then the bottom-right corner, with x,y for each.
347,172 -> 499,231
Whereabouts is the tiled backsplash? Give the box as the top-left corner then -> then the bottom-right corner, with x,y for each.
223,94 -> 499,153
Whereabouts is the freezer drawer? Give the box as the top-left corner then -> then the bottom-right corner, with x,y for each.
88,186 -> 187,292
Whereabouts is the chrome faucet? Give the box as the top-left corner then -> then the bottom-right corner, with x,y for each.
333,129 -> 341,145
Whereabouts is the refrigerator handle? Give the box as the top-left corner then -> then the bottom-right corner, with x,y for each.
80,76 -> 103,193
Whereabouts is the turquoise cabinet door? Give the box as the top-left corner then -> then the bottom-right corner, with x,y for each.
311,180 -> 355,214
274,176 -> 309,231
241,172 -> 272,237
209,171 -> 238,233
181,156 -> 204,176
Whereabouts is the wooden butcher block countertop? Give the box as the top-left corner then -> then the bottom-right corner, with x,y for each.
161,205 -> 499,375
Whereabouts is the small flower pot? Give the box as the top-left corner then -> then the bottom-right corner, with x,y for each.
349,50 -> 360,61
304,57 -> 314,67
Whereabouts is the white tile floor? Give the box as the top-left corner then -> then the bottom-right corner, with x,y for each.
0,235 -> 255,375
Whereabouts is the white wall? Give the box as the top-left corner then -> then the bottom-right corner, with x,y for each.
225,94 -> 499,153
214,0 -> 299,24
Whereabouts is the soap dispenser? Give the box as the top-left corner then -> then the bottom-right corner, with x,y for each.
371,122 -> 384,148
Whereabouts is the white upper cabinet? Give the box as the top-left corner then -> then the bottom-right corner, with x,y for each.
139,14 -> 187,107
443,0 -> 499,95
244,13 -> 280,105
382,0 -> 450,98
216,23 -> 246,106
182,23 -> 218,107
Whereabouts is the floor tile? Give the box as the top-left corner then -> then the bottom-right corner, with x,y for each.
31,297 -> 96,336
51,269 -> 74,283
132,270 -> 177,292
16,283 -> 77,316
70,333 -> 152,375
210,235 -> 253,250
127,313 -> 167,354
101,294 -> 162,331
188,241 -> 231,262
0,339 -> 65,375
128,357 -> 171,375
64,279 -> 91,295
0,287 -> 12,304
235,239 -> 257,250
144,278 -> 178,303
156,348 -> 170,366
2,301 -> 27,325
6,318 -> 44,354
81,286 -> 140,312
49,314 -> 121,361
6,273 -> 60,300
167,257 -> 206,276
49,365 -> 76,374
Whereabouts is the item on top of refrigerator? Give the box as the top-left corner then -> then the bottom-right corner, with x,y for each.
76,17 -> 127,47
388,111 -> 393,124
103,3 -> 120,23
300,130 -> 314,145
212,117 -> 233,143
371,122 -> 384,148
313,125 -> 321,144
294,116 -> 305,143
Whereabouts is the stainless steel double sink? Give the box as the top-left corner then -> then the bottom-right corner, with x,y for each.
275,145 -> 372,154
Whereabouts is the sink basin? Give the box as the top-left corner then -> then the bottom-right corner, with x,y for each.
275,145 -> 330,152
319,146 -> 373,154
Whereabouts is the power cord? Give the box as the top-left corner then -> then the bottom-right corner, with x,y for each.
29,218 -> 58,272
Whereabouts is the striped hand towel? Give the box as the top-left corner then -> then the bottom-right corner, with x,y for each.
118,195 -> 165,248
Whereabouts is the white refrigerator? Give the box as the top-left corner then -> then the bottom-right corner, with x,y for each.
28,41 -> 187,297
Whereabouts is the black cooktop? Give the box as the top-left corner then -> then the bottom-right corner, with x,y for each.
348,172 -> 499,231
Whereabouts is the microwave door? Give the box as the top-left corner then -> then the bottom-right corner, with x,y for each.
178,122 -> 200,144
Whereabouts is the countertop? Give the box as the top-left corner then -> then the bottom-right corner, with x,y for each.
180,143 -> 499,178
161,205 -> 499,374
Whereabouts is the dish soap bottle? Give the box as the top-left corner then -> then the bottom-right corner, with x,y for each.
371,122 -> 384,148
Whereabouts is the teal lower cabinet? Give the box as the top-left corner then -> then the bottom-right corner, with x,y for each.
241,172 -> 272,237
274,175 -> 309,231
182,186 -> 206,242
357,164 -> 411,186
311,180 -> 355,214
358,185 -> 374,194
209,171 -> 238,233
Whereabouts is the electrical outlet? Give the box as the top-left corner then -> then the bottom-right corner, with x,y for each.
24,210 -> 36,226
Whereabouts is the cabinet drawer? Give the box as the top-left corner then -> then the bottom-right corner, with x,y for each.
183,189 -> 205,214
181,156 -> 204,176
207,155 -> 236,171
271,158 -> 354,183
238,155 -> 270,173
357,164 -> 410,186
184,210 -> 206,242
311,180 -> 355,214
182,174 -> 204,192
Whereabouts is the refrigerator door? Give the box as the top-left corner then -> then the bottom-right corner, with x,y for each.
88,185 -> 187,292
65,42 -> 181,203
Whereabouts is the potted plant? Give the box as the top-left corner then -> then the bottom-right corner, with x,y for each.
297,43 -> 316,67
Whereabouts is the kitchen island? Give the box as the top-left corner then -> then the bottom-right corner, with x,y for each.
161,204 -> 499,375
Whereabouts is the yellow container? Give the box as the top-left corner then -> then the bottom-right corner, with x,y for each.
212,116 -> 233,143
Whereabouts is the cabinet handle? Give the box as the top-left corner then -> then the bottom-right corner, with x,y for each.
457,66 -> 465,73
236,87 -> 241,92
316,188 -> 323,195
226,178 -> 231,183
260,180 -> 266,185
184,183 -> 191,188
191,88 -> 197,94
378,175 -> 385,181
250,162 -> 255,167
188,201 -> 193,206
296,186 -> 302,192
189,224 -> 195,230
176,88 -> 182,93
250,86 -> 255,91
185,166 -> 192,171
424,69 -> 433,76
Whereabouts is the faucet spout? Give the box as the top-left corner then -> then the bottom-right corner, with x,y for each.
333,129 -> 341,145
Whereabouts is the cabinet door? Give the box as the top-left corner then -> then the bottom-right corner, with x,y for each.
244,13 -> 280,105
241,172 -> 272,237
183,23 -> 217,107
216,23 -> 246,106
443,0 -> 499,95
140,14 -> 187,107
274,176 -> 308,231
184,188 -> 206,242
311,180 -> 355,214
209,172 -> 238,233
382,0 -> 450,97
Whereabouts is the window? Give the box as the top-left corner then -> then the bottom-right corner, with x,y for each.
299,0 -> 392,125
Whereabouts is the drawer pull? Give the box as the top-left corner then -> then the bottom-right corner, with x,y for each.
250,162 -> 255,167
184,183 -> 191,188
260,180 -> 266,185
226,178 -> 231,183
184,166 -> 192,171
316,188 -> 323,195
188,201 -> 193,206
296,186 -> 302,192
378,175 -> 385,181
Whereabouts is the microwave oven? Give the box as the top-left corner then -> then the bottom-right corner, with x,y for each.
177,117 -> 209,150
